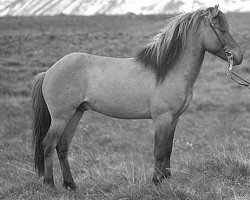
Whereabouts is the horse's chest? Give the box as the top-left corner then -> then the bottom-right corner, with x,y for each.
151,86 -> 193,117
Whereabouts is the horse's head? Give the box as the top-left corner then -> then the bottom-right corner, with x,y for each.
201,5 -> 243,65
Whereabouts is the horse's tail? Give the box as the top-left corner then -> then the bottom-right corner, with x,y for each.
31,72 -> 51,177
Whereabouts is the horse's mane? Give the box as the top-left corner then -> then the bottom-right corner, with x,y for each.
136,7 -> 227,84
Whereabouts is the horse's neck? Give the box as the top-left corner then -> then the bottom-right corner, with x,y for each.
173,35 -> 205,88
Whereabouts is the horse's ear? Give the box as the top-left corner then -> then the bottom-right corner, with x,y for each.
212,5 -> 219,16
208,5 -> 219,19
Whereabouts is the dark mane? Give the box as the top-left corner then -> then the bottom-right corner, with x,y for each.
136,8 -> 227,84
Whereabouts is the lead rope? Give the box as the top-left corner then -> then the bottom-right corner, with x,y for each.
226,54 -> 250,88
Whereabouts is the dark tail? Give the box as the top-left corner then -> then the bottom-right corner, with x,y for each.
31,72 -> 51,177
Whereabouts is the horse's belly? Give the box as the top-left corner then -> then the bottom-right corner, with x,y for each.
85,91 -> 152,119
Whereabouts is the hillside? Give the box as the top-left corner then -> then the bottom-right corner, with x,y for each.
0,0 -> 250,16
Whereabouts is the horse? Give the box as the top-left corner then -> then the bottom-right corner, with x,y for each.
31,5 -> 243,190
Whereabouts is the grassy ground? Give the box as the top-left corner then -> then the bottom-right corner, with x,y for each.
0,13 -> 250,199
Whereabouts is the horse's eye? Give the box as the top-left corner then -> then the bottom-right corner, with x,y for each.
211,20 -> 218,26
211,22 -> 217,26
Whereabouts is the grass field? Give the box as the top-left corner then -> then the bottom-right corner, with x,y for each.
0,13 -> 250,199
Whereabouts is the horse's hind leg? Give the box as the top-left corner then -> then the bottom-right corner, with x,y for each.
43,113 -> 74,188
56,109 -> 84,190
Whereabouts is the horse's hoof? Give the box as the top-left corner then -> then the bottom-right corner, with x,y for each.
152,179 -> 161,186
163,171 -> 172,179
152,174 -> 164,186
63,180 -> 78,190
44,178 -> 56,189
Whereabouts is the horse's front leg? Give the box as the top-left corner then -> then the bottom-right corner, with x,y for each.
152,113 -> 179,184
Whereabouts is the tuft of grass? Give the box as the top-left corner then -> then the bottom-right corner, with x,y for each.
180,142 -> 250,199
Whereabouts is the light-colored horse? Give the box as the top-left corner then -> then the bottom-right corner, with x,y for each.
32,6 -> 243,189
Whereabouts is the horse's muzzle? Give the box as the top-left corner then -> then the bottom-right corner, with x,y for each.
232,47 -> 243,65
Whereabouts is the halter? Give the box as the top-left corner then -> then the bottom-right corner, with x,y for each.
204,15 -> 250,88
